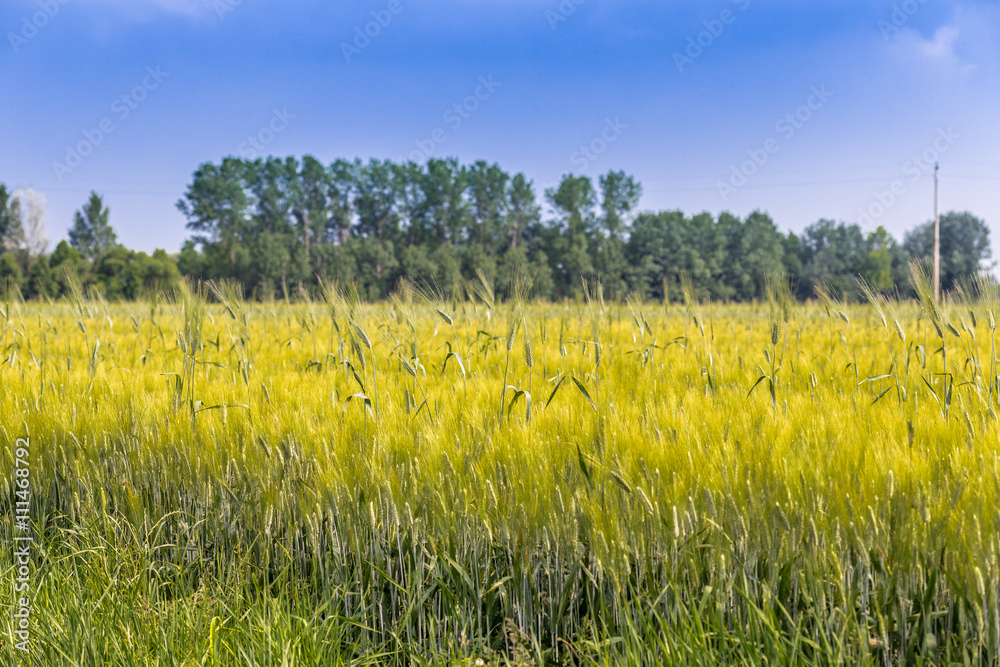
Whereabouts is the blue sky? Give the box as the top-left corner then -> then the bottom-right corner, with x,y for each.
1,0 -> 998,253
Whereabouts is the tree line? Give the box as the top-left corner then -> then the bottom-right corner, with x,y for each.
1,186 -> 179,301
0,157 -> 991,302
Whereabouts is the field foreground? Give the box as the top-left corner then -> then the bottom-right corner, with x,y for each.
2,289 -> 1000,665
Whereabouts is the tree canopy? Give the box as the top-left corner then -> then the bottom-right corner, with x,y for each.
0,158 -> 992,302
69,191 -> 118,261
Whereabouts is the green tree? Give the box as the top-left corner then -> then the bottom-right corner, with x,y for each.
177,158 -> 251,277
315,241 -> 359,288
326,159 -> 358,246
431,243 -> 462,297
625,210 -> 682,300
502,173 -> 550,298
25,254 -> 58,300
421,158 -> 469,247
685,212 -> 728,300
507,173 -> 539,250
546,174 -> 596,297
69,192 -> 118,261
291,155 -> 334,281
353,159 -> 400,292
137,249 -> 182,296
625,210 -> 725,301
468,161 -> 510,254
93,246 -> 141,299
244,157 -> 297,296
718,211 -> 785,301
92,247 -> 180,300
398,243 -> 439,287
462,244 -> 497,292
0,252 -> 24,295
860,226 -> 896,293
171,155 -> 981,303
597,170 -> 641,299
781,231 -> 804,287
176,239 -> 208,281
902,211 -> 991,293
50,240 -> 89,296
798,219 -> 869,299
394,161 -> 430,248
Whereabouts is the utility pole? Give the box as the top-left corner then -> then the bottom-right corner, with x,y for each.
933,162 -> 940,302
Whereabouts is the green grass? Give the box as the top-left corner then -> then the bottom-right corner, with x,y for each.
1,287 -> 999,665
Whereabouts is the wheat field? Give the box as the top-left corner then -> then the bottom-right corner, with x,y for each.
2,277 -> 999,665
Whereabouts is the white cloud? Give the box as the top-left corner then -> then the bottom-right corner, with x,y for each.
888,24 -> 975,75
73,0 -> 213,19
916,25 -> 960,59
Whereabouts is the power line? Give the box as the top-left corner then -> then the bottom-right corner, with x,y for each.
3,167 -> 999,198
934,163 -> 940,303
645,173 -> 1000,195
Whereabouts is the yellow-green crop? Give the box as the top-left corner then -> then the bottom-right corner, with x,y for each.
1,285 -> 999,665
